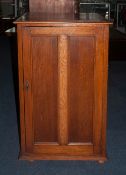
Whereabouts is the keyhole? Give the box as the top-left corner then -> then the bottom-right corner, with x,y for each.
25,80 -> 29,91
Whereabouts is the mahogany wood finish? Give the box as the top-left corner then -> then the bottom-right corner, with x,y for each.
68,36 -> 94,144
15,13 -> 111,161
29,0 -> 79,15
32,36 -> 58,143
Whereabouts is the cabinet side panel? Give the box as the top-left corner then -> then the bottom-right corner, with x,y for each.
32,36 -> 58,143
17,25 -> 26,154
68,36 -> 95,144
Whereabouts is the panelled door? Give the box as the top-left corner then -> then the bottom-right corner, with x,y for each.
22,26 -> 105,158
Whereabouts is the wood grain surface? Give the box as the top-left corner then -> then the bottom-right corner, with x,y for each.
68,36 -> 94,144
58,35 -> 68,145
32,36 -> 58,143
29,0 -> 79,15
16,14 -> 110,160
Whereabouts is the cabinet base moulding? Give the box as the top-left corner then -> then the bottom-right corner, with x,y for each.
19,153 -> 107,162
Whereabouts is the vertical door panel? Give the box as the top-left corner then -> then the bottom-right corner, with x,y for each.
68,36 -> 95,144
31,36 -> 58,144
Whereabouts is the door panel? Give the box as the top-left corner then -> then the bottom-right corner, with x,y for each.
68,36 -> 95,144
32,36 -> 58,144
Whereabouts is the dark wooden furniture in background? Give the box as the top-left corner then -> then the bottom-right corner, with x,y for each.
29,0 -> 79,14
15,12 -> 111,162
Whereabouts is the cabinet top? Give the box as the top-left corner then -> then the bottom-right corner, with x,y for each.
14,13 -> 112,26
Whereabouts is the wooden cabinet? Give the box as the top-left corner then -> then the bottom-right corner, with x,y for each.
15,13 -> 110,161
